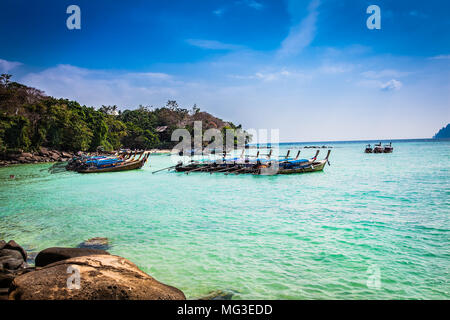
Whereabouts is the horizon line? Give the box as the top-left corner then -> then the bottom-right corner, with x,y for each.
250,137 -> 448,145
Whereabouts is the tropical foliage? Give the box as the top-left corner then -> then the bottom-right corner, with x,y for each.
0,74 -> 248,153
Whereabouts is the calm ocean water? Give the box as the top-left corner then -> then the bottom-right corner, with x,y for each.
0,140 -> 449,299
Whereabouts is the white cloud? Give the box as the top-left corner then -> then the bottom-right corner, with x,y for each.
186,39 -> 244,51
381,79 -> 402,91
240,0 -> 264,10
125,72 -> 172,80
214,0 -> 263,17
231,68 -> 310,82
428,54 -> 450,60
255,70 -> 291,81
361,69 -> 411,79
260,72 -> 282,81
357,78 -> 403,91
20,65 -> 179,108
277,0 -> 320,58
320,63 -> 353,74
0,58 -> 22,73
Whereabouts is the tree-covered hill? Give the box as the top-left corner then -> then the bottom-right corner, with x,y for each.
433,124 -> 450,139
0,74 -> 246,153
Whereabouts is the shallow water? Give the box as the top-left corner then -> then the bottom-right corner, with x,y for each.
0,140 -> 449,299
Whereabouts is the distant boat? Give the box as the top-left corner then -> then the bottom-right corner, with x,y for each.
373,142 -> 384,153
365,144 -> 373,153
383,142 -> 394,153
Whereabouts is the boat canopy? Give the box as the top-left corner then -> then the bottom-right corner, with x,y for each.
86,158 -> 123,165
283,159 -> 309,164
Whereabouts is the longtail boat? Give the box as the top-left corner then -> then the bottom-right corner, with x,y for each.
276,150 -> 330,174
364,142 -> 393,154
68,151 -> 150,173
170,149 -> 331,175
373,143 -> 384,153
383,142 -> 393,153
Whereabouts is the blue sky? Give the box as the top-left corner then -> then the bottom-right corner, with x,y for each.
0,0 -> 449,141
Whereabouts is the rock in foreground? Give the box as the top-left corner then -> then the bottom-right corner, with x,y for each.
0,240 -> 27,261
0,240 -> 28,271
0,240 -> 30,300
35,247 -> 109,267
9,254 -> 185,300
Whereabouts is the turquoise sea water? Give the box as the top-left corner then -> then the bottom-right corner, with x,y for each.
0,140 -> 449,299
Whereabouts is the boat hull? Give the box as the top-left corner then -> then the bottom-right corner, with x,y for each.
277,160 -> 326,174
373,148 -> 383,153
173,150 -> 330,175
77,156 -> 148,173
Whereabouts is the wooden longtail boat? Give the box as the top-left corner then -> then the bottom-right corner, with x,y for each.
383,142 -> 393,153
77,152 -> 150,173
276,153 -> 329,174
364,142 -> 393,154
263,150 -> 328,175
373,143 -> 384,153
173,149 -> 331,175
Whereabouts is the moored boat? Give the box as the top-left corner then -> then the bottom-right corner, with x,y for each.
365,144 -> 373,153
383,142 -> 394,153
171,149 -> 330,175
276,150 -> 330,175
373,143 -> 384,153
71,151 -> 150,173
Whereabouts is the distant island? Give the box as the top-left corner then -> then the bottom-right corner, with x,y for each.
433,124 -> 450,139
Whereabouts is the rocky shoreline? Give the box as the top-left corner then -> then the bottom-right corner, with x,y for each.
0,147 -> 77,167
0,239 -> 185,300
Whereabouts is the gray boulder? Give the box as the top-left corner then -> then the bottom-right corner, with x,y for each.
1,240 -> 27,260
0,249 -> 24,260
0,256 -> 25,270
0,241 -> 28,273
